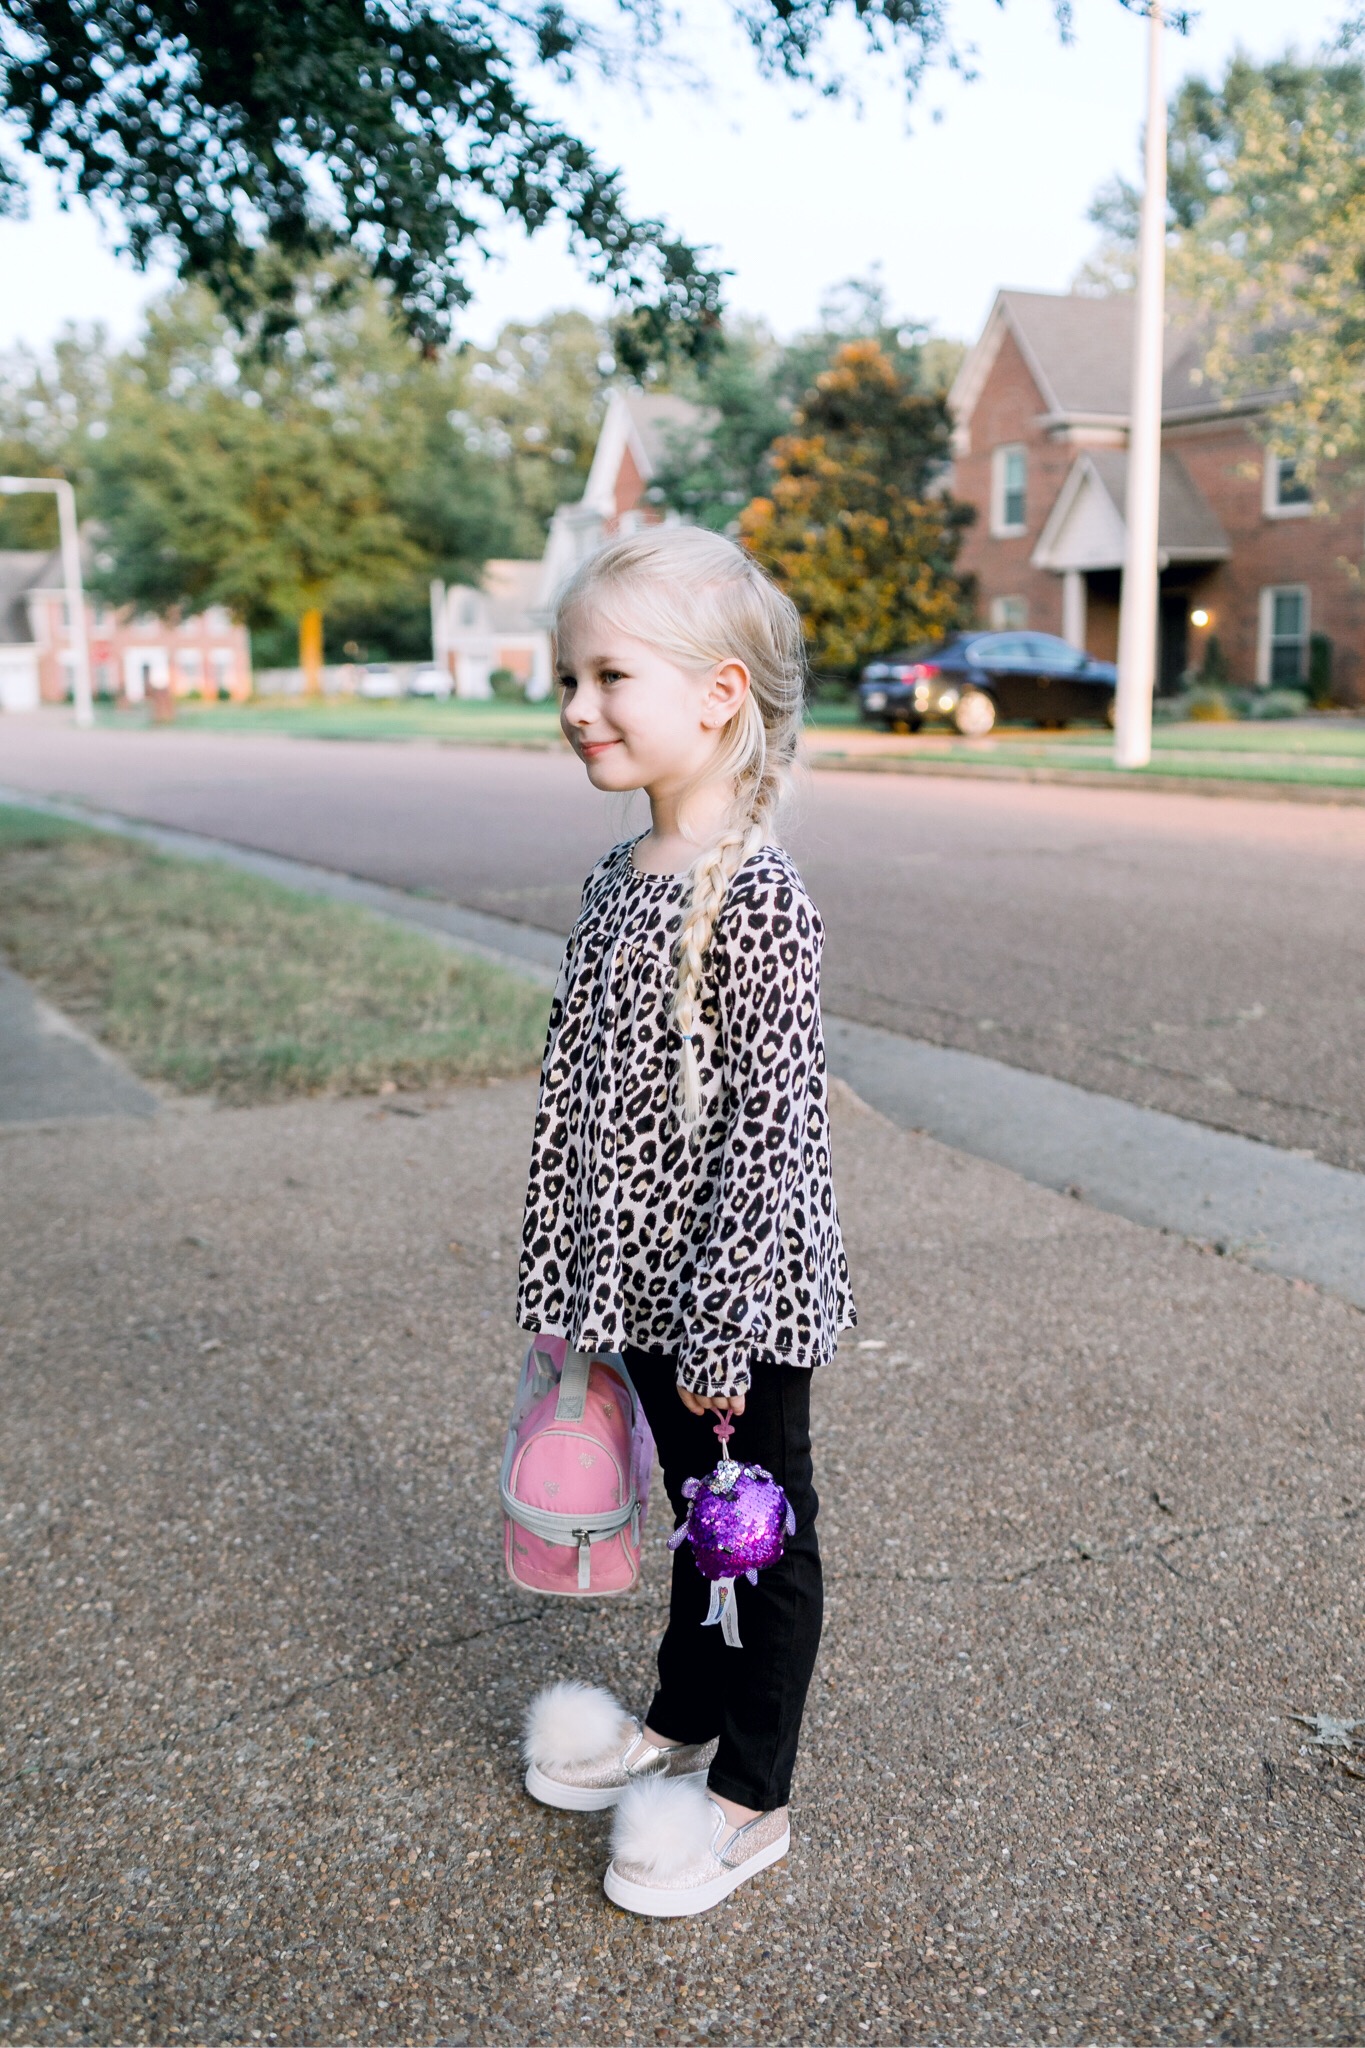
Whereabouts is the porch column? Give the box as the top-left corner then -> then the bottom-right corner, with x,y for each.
1062,569 -> 1087,652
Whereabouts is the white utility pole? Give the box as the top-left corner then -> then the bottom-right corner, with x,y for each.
0,475 -> 94,728
430,577 -> 449,676
1113,0 -> 1168,770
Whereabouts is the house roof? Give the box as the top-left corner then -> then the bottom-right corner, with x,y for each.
951,289 -> 1265,437
619,391 -> 711,469
1031,449 -> 1230,574
581,389 -> 711,518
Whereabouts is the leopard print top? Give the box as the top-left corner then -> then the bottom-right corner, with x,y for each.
516,834 -> 856,1398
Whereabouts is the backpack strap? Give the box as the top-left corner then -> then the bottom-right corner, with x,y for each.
554,1348 -> 592,1421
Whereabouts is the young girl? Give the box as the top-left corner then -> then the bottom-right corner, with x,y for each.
515,525 -> 855,1918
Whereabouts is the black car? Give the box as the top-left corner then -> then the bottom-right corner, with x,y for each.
858,631 -> 1118,736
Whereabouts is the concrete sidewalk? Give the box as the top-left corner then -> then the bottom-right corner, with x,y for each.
2,1082 -> 1361,2044
0,962 -> 157,1125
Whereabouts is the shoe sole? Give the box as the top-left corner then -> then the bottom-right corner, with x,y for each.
602,1827 -> 791,1917
524,1761 -> 710,1813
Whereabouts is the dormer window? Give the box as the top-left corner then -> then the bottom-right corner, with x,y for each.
1263,454 -> 1312,519
991,445 -> 1028,536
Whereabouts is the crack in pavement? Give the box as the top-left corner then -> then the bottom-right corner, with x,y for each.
832,1499 -> 1362,1592
6,1610 -> 551,1790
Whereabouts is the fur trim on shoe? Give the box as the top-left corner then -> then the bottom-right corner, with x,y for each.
610,1773 -> 718,1877
522,1680 -> 628,1772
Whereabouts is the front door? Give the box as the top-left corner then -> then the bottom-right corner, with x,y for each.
1158,593 -> 1189,696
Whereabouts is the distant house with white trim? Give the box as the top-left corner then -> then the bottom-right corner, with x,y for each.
0,543 -> 251,713
949,289 -> 1365,700
432,390 -> 707,697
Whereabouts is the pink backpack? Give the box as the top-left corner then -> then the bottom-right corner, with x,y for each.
500,1337 -> 654,1596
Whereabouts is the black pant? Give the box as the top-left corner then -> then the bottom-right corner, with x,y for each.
622,1346 -> 823,1812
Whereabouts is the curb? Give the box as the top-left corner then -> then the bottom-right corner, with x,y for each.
804,750 -> 1365,804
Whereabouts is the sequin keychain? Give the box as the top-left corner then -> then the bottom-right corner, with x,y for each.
667,1414 -> 796,1648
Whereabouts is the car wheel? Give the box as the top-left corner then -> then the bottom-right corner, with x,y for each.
953,689 -> 996,737
890,715 -> 924,735
1105,694 -> 1117,729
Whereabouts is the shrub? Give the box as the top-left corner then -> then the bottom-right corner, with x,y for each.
1249,687 -> 1310,719
1186,686 -> 1233,722
1198,633 -> 1231,687
1309,632 -> 1335,707
489,665 -> 522,700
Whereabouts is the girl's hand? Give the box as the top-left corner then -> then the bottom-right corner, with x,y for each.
678,1388 -> 746,1418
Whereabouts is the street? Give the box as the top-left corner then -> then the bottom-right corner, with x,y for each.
3,718 -> 1364,1167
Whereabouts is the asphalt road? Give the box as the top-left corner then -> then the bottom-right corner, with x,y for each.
4,719 -> 1365,1168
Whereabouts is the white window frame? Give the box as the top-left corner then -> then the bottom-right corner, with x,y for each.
989,595 -> 1028,630
1257,584 -> 1310,686
990,444 -> 1028,537
1262,453 -> 1312,520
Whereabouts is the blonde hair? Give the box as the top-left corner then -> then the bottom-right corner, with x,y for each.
553,524 -> 806,1127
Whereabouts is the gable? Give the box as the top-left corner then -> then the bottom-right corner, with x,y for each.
950,297 -> 1054,455
1033,450 -> 1230,572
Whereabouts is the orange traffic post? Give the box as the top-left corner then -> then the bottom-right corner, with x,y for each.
299,607 -> 324,698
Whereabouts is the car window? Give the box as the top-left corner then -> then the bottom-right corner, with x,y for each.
1026,635 -> 1085,669
969,633 -> 1034,669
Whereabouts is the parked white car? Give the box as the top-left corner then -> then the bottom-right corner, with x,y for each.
358,663 -> 402,699
408,664 -> 453,699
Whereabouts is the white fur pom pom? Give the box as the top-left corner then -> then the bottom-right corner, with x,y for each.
522,1680 -> 627,1771
610,1774 -> 719,1877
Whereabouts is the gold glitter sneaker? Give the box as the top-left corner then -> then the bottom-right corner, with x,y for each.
603,1774 -> 790,1917
522,1681 -> 716,1813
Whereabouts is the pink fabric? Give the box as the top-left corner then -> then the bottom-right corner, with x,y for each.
502,1337 -> 652,1596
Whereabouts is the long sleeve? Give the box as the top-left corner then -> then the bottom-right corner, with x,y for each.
675,866 -> 825,1400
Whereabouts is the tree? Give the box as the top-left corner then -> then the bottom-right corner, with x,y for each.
0,1 -> 1033,362
457,312 -> 619,555
87,264 -> 518,676
739,338 -> 974,677
651,276 -> 966,533
1081,43 -> 1365,487
0,327 -> 112,547
647,322 -> 790,532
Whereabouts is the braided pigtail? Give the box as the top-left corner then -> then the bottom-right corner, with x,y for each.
552,524 -> 807,1131
672,818 -> 764,1125
671,689 -> 788,1128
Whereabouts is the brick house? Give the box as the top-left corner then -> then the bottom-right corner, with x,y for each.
430,389 -> 704,696
0,542 -> 251,712
539,388 -> 704,591
949,290 -> 1365,701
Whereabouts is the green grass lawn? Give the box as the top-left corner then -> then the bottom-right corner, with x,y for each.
117,694 -> 568,745
98,693 -> 1365,788
0,806 -> 549,1104
807,716 -> 1365,789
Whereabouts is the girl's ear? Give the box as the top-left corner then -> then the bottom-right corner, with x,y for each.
702,657 -> 751,729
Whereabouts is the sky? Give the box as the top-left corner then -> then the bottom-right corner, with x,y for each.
0,0 -> 1350,359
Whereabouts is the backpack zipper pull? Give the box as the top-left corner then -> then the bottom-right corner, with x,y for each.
575,1531 -> 592,1591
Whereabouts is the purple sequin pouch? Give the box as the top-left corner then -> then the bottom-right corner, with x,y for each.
667,1416 -> 796,1647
